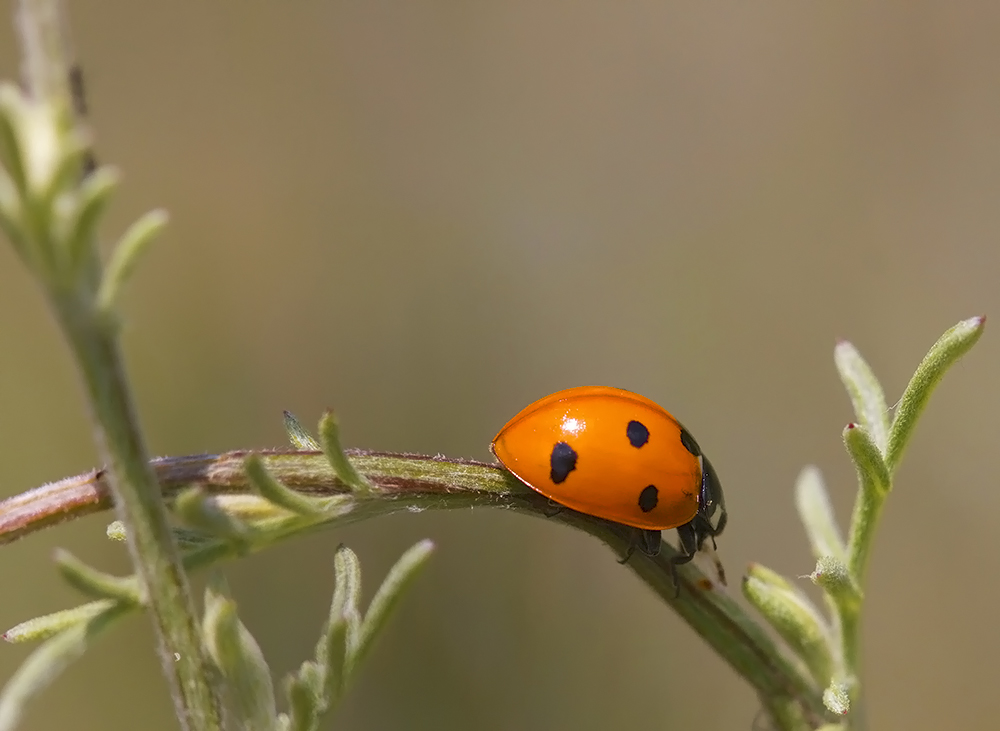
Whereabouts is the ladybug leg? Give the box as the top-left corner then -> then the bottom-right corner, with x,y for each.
638,529 -> 661,556
679,514 -> 729,588
668,522 -> 699,596
675,521 -> 699,558
711,508 -> 728,537
616,528 -> 660,564
542,499 -> 564,518
617,544 -> 635,565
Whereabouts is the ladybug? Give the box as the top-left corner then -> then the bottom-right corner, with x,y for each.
491,386 -> 727,587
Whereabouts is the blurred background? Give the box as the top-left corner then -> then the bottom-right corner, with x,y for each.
0,2 -> 998,729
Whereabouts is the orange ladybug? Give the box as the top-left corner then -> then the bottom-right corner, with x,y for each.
491,386 -> 726,583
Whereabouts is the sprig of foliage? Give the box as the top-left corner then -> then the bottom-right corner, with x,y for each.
277,542 -> 434,731
0,417 -> 437,730
0,1 -> 221,727
744,316 -> 985,729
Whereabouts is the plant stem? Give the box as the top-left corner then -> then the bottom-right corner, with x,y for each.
50,295 -> 223,730
9,0 -> 223,725
0,448 -> 827,727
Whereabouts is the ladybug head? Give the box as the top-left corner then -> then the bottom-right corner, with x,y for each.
697,455 -> 727,541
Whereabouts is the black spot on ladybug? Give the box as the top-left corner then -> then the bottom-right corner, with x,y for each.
549,442 -> 578,484
626,420 -> 650,448
638,485 -> 659,513
679,428 -> 701,456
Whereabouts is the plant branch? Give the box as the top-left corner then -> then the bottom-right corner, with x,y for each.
44,285 -> 223,731
5,1 -> 223,727
0,449 -> 829,727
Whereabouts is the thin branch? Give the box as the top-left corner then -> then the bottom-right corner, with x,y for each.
0,449 -> 828,727
9,1 -> 223,726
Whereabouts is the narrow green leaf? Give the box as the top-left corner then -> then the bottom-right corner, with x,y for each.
319,411 -> 372,492
0,602 -> 129,731
319,546 -> 362,670
314,547 -> 361,709
174,487 -> 252,550
742,563 -> 835,688
822,681 -> 851,716
843,424 -> 891,585
38,137 -> 87,216
3,600 -> 114,644
96,207 -> 167,315
350,539 -> 434,673
0,85 -> 28,194
296,661 -> 323,698
843,424 -> 890,499
0,171 -> 28,259
834,340 -> 890,453
54,549 -> 142,604
63,166 -> 118,275
794,466 -> 847,563
283,411 -> 321,451
283,669 -> 319,731
885,316 -> 985,473
202,576 -> 278,731
245,454 -> 322,516
810,556 -> 861,612
320,617 -> 349,707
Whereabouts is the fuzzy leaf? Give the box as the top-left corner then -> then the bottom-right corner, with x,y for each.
743,563 -> 835,688
54,549 -> 142,604
0,170 -> 27,258
834,340 -> 890,453
810,556 -> 861,611
63,166 -> 118,276
319,411 -> 372,492
320,546 -> 361,669
843,424 -> 890,499
320,617 -> 349,707
245,454 -> 322,516
794,466 -> 846,563
283,669 -> 319,731
0,85 -> 28,194
96,207 -> 167,315
3,601 -> 114,644
0,602 -> 129,731
203,576 -> 278,731
174,487 -> 252,550
350,539 -> 434,674
823,681 -> 851,716
885,316 -> 985,472
283,411 -> 321,451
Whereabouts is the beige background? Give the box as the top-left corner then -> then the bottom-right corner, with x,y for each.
0,2 -> 997,730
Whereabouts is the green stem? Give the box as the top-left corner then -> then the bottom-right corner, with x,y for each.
843,424 -> 890,585
0,449 -> 828,729
51,294 -> 222,731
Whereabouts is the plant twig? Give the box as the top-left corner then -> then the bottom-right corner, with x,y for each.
0,449 -> 829,726
5,1 -> 223,727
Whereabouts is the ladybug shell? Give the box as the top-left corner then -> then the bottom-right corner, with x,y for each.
491,386 -> 702,531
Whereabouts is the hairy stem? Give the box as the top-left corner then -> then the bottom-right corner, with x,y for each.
50,296 -> 223,730
9,0 -> 224,726
0,449 -> 828,728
